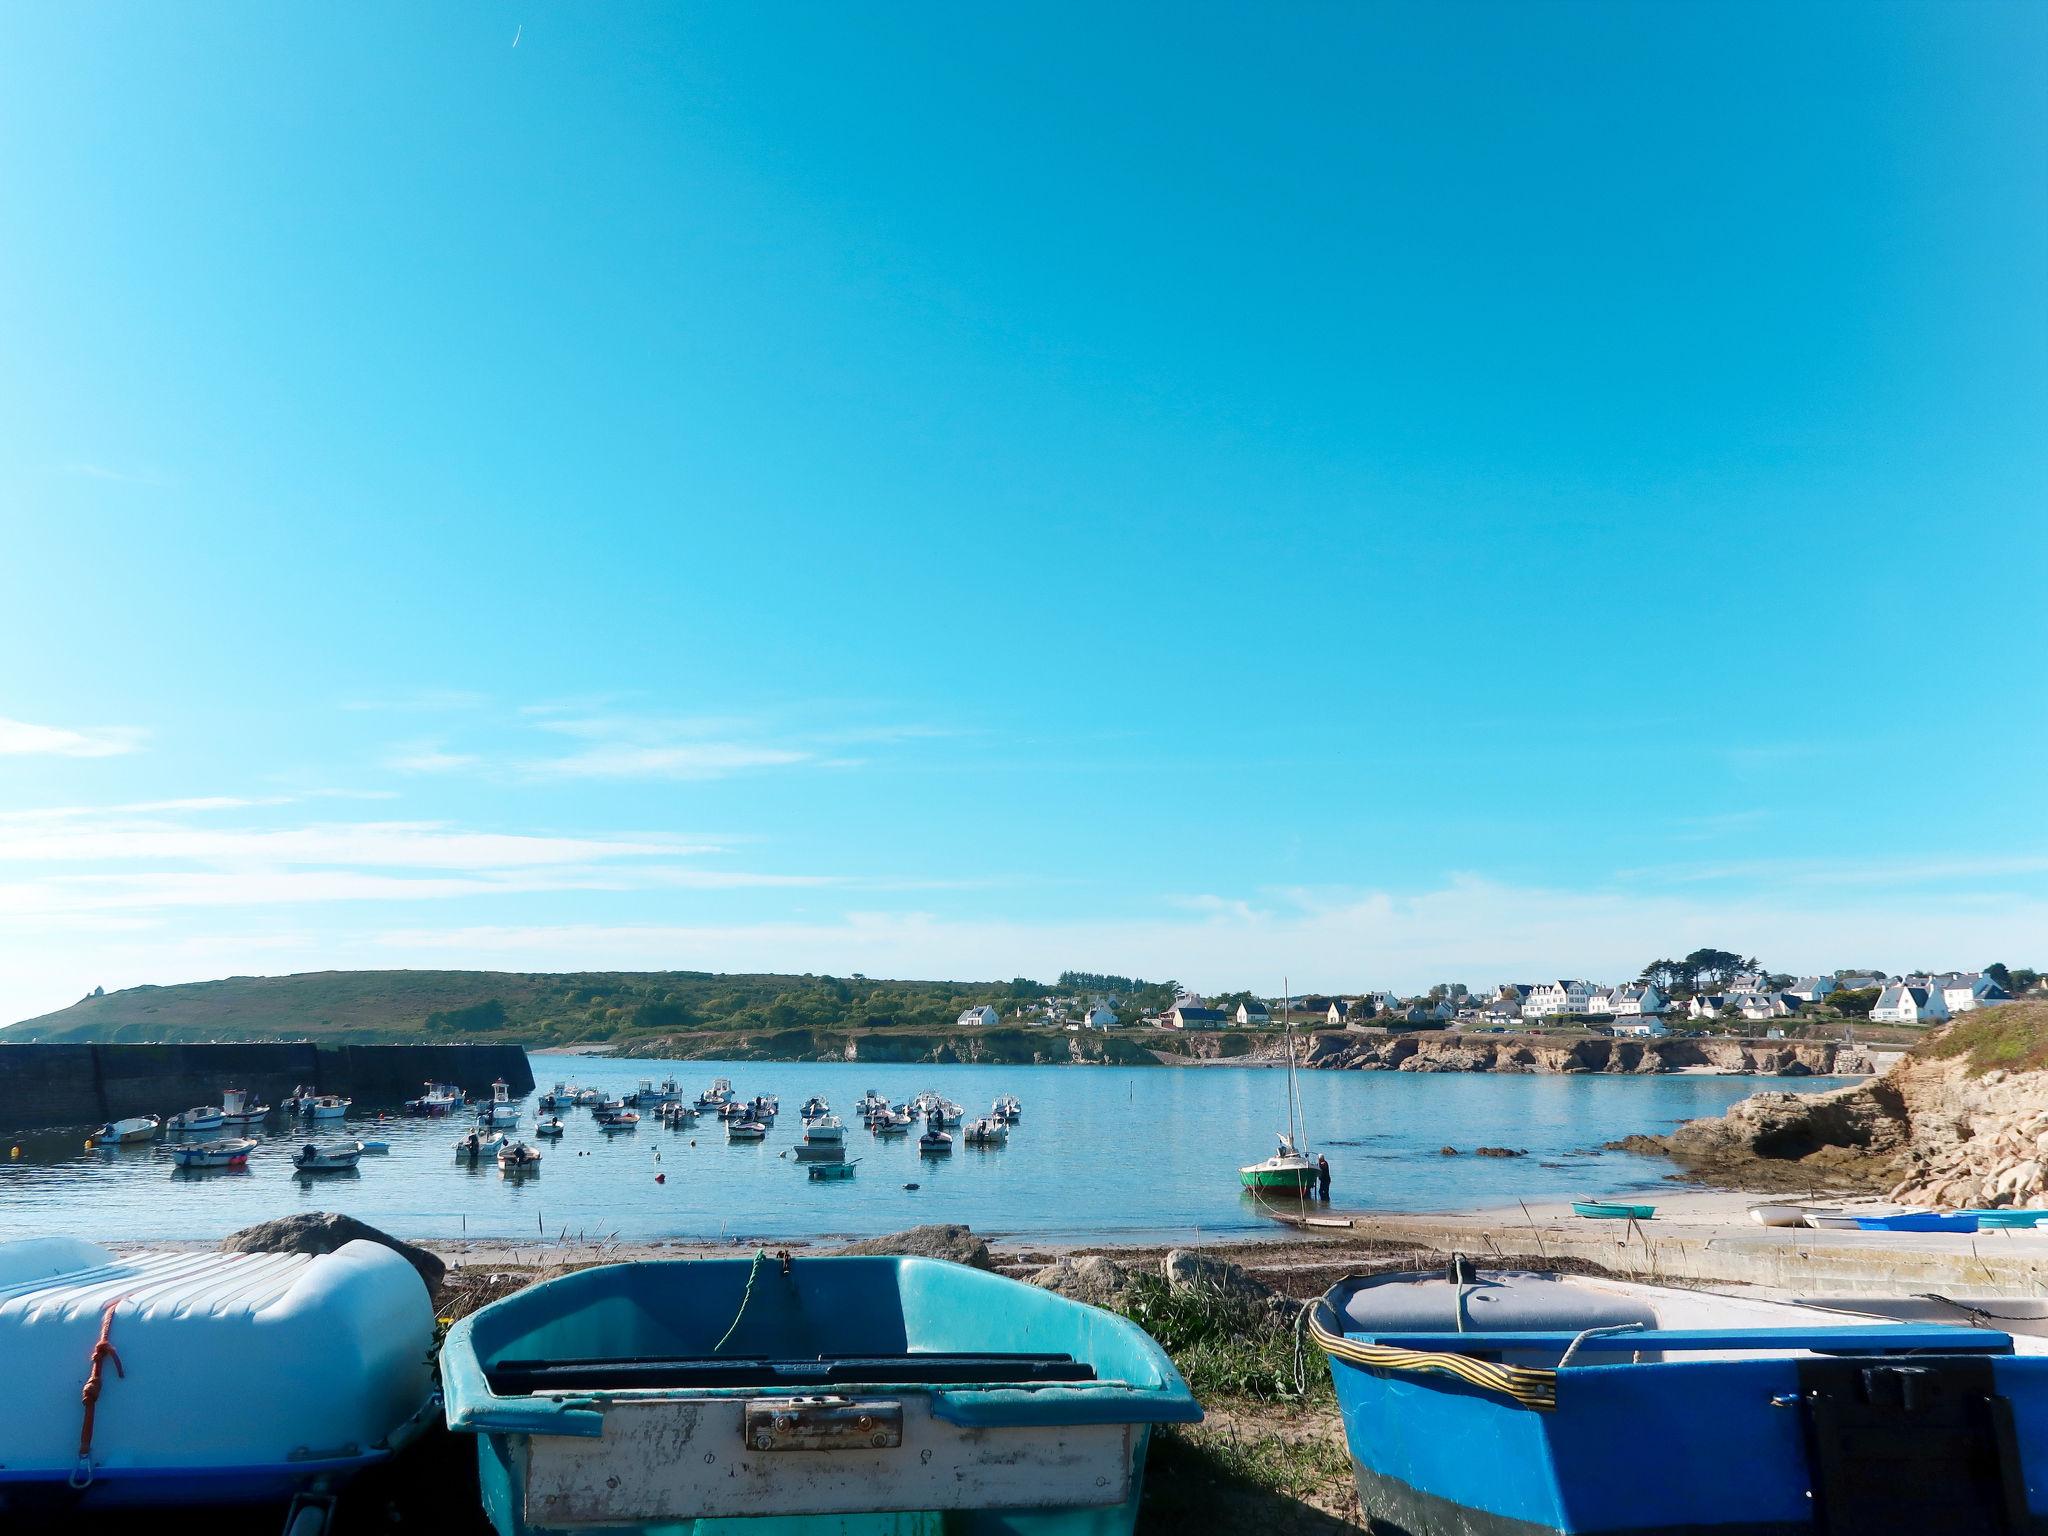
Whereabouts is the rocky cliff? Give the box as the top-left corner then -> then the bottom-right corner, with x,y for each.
1660,1003 -> 2048,1203
1297,1029 -> 1868,1076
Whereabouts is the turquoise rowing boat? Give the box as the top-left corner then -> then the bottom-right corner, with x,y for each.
441,1253 -> 1202,1534
1572,1200 -> 1655,1220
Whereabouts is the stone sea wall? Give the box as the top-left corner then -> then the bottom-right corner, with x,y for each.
0,1041 -> 534,1132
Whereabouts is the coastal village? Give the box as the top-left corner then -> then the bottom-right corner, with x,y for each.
996,959 -> 2036,1040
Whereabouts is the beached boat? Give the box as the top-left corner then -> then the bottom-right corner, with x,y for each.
1748,1203 -> 1815,1228
292,1141 -> 362,1172
1803,1211 -> 1866,1230
534,1116 -> 565,1138
0,1235 -> 436,1516
168,1136 -> 257,1169
808,1159 -> 859,1180
1572,1199 -> 1655,1220
963,1116 -> 1008,1146
217,1087 -> 272,1126
1854,1211 -> 1978,1233
726,1119 -> 768,1142
498,1140 -> 543,1171
90,1116 -> 160,1147
164,1106 -> 224,1135
1312,1265 -> 2048,1535
1976,1209 -> 2048,1229
440,1252 -> 1200,1535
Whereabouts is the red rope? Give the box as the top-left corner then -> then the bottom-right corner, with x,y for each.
71,1294 -> 128,1486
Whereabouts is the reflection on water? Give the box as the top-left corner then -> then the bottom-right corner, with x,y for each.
0,1057 -> 1856,1244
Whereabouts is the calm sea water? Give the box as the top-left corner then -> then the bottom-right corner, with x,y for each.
0,1057 -> 1855,1245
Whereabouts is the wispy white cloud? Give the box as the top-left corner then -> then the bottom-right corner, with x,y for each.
0,715 -> 147,758
525,742 -> 813,780
384,744 -> 482,774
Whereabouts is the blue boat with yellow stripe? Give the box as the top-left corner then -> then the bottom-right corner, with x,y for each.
1313,1264 -> 2048,1535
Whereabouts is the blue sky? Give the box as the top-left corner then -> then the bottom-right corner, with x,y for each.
2,3 -> 2044,1023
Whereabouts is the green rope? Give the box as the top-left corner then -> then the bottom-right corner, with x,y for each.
712,1247 -> 768,1354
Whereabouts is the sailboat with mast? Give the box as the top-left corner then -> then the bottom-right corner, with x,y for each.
1239,982 -> 1319,1195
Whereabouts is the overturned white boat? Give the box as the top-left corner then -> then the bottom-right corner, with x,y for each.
0,1235 -> 435,1512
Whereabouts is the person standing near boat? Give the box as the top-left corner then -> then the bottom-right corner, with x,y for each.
1316,1154 -> 1331,1201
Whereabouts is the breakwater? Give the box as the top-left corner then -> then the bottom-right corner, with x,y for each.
0,1042 -> 534,1133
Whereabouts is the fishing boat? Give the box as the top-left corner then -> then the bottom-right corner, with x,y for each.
292,1142 -> 362,1172
963,1116 -> 1008,1146
537,1082 -> 567,1112
918,1114 -> 954,1156
439,1253 -> 1201,1535
573,1087 -> 604,1107
750,1094 -> 780,1120
600,1111 -> 642,1133
622,1080 -> 656,1107
1572,1199 -> 1655,1220
695,1077 -> 736,1110
168,1137 -> 257,1169
991,1094 -> 1021,1124
217,1087 -> 272,1126
534,1116 -> 566,1138
873,1110 -> 913,1136
90,1116 -> 160,1147
407,1080 -> 468,1115
299,1094 -> 351,1121
801,1095 -> 830,1120
808,1158 -> 859,1180
164,1106 -> 224,1135
0,1235 -> 436,1515
661,1101 -> 698,1126
1240,987 -> 1319,1195
456,1129 -> 508,1161
477,1079 -> 520,1128
802,1113 -> 845,1145
726,1119 -> 768,1143
498,1140 -> 543,1171
1312,1265 -> 2048,1535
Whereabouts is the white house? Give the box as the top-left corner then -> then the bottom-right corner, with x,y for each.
1727,991 -> 1793,1023
1524,980 -> 1602,1020
955,1005 -> 1001,1028
1611,984 -> 1668,1016
1785,976 -> 1837,1003
1871,984 -> 1948,1025
1083,1005 -> 1119,1031
1610,1018 -> 1670,1038
1481,998 -> 1523,1027
1924,974 -> 2009,1015
1688,994 -> 1726,1020
1582,990 -> 1616,1017
1325,1000 -> 1354,1026
1236,1001 -> 1271,1025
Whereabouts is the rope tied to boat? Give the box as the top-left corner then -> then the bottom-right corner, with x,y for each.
713,1248 -> 770,1354
71,1293 -> 132,1488
1558,1321 -> 1643,1369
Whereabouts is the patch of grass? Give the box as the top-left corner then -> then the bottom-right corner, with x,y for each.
1138,1417 -> 1358,1534
1118,1274 -> 1332,1403
1914,1002 -> 2048,1077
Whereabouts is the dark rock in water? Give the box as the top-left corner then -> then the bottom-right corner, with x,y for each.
1604,1134 -> 1670,1154
1473,1146 -> 1526,1158
1032,1253 -> 1139,1308
831,1222 -> 993,1271
221,1212 -> 444,1296
1438,1145 -> 1460,1156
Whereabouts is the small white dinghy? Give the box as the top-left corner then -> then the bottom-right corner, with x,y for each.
168,1137 -> 257,1169
1748,1203 -> 1815,1228
497,1140 -> 543,1171
292,1142 -> 362,1172
0,1236 -> 434,1517
90,1116 -> 160,1147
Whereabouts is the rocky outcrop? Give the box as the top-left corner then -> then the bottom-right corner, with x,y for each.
1662,1006 -> 2048,1205
831,1223 -> 995,1271
1298,1030 -> 1868,1076
221,1212 -> 446,1296
1033,1253 -> 1141,1308
1033,1248 -> 1288,1321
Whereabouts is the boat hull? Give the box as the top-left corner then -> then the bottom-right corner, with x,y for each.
1239,1166 -> 1315,1193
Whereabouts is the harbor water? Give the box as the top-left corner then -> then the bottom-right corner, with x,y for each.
0,1057 -> 1857,1244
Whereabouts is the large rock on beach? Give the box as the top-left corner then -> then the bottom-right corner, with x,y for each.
221,1212 -> 445,1297
831,1223 -> 994,1271
1033,1253 -> 1140,1308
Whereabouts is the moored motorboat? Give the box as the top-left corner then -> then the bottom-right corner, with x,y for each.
477,1078 -> 520,1128
726,1118 -> 768,1142
439,1252 -> 1201,1535
217,1086 -> 271,1125
408,1080 -> 467,1115
456,1130 -> 509,1161
695,1077 -> 735,1110
299,1093 -> 351,1121
91,1115 -> 161,1147
165,1106 -> 225,1135
801,1095 -> 830,1120
918,1114 -> 954,1155
497,1140 -> 543,1171
0,1235 -> 435,1513
292,1141 -> 362,1172
963,1116 -> 1008,1146
873,1110 -> 913,1136
534,1116 -> 565,1138
808,1158 -> 859,1180
599,1111 -> 642,1133
1312,1265 -> 2048,1535
801,1112 -> 845,1145
168,1136 -> 257,1169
